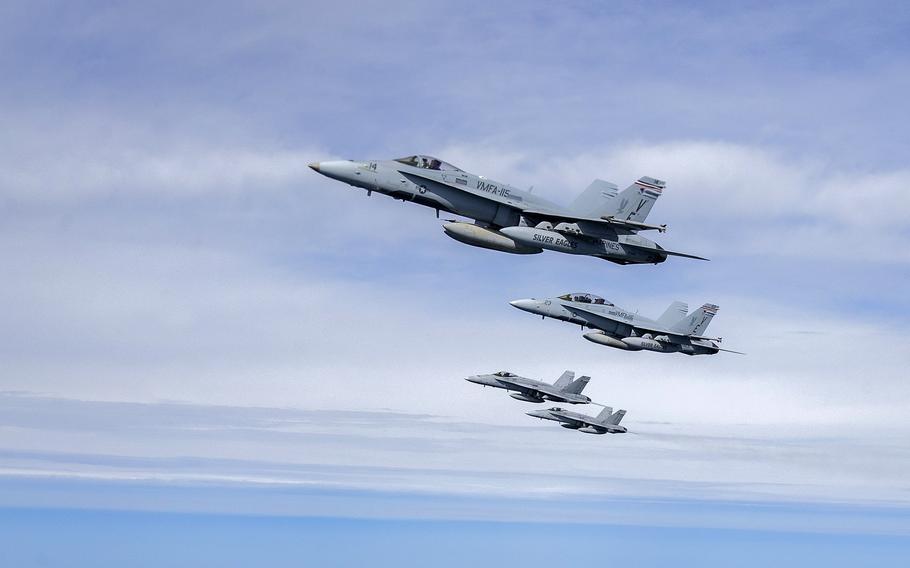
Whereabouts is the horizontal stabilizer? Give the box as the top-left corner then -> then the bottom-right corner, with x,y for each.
716,347 -> 746,355
623,241 -> 709,261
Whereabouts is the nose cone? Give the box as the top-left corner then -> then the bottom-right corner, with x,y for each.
308,160 -> 357,182
509,299 -> 539,313
465,376 -> 482,384
526,410 -> 549,419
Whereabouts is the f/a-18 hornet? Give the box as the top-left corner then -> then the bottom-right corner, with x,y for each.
511,292 -> 741,355
466,370 -> 592,404
309,155 -> 706,264
527,406 -> 627,435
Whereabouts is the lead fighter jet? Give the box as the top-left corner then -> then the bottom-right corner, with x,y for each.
466,370 -> 592,404
309,155 -> 705,264
527,406 -> 628,435
511,292 -> 742,355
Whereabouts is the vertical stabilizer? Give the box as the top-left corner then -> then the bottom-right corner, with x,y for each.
553,370 -> 575,389
570,179 -> 619,218
657,301 -> 689,327
607,410 -> 627,425
571,177 -> 664,223
670,304 -> 719,336
596,406 -> 613,421
612,177 -> 665,222
563,376 -> 590,395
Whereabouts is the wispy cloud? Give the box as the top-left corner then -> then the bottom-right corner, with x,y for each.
1,394 -> 908,512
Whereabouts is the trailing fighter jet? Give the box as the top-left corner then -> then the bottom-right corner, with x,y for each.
510,292 -> 742,355
309,155 -> 705,264
527,406 -> 628,435
466,370 -> 592,404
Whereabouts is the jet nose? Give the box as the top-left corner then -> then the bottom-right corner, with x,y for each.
509,299 -> 538,313
308,160 -> 356,182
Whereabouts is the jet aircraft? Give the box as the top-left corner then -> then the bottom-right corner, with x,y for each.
466,370 -> 592,404
527,406 -> 628,434
510,292 -> 740,355
309,155 -> 706,264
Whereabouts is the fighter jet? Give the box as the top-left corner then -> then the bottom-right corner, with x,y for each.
466,370 -> 592,404
510,292 -> 741,355
309,155 -> 706,264
527,406 -> 628,434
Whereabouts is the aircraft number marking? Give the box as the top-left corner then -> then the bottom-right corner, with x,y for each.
476,180 -> 511,198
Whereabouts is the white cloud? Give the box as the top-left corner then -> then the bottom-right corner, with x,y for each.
1,394 -> 908,515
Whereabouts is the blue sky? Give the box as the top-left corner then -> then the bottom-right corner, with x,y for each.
1,1 -> 909,565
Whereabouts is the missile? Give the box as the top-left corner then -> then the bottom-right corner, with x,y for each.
443,222 -> 542,254
583,331 -> 636,350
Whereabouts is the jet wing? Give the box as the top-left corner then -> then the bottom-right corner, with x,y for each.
554,411 -> 602,429
621,241 -> 709,261
522,210 -> 668,232
564,304 -> 695,341
496,378 -> 574,401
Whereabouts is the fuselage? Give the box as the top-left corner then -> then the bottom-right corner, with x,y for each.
465,373 -> 591,404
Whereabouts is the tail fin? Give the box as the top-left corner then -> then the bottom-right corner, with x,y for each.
571,177 -> 664,222
607,409 -> 627,425
562,375 -> 590,395
596,406 -> 613,421
552,370 -> 575,390
613,177 -> 664,222
570,179 -> 619,217
670,303 -> 719,336
657,301 -> 689,327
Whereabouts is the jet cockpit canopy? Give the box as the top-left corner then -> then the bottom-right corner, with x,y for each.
394,155 -> 463,172
493,371 -> 517,377
558,293 -> 612,305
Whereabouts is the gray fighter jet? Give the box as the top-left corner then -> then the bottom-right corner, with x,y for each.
309,155 -> 705,264
527,406 -> 628,435
466,370 -> 592,404
511,292 -> 741,355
